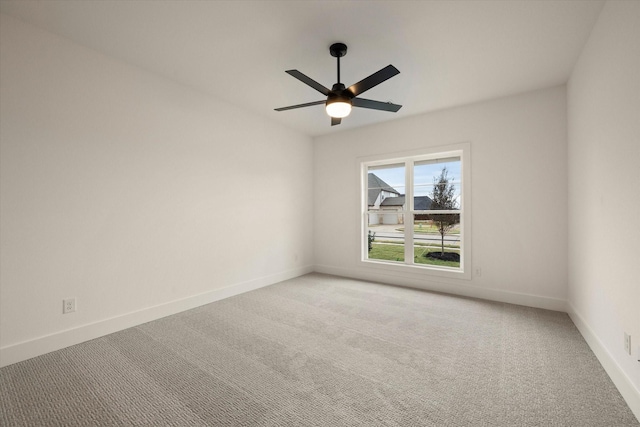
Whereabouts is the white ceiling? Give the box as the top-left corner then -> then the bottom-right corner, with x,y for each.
0,0 -> 604,137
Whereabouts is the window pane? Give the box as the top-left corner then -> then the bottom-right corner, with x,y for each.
415,185 -> 461,210
412,214 -> 460,268
414,158 -> 461,210
367,165 -> 405,211
367,213 -> 405,263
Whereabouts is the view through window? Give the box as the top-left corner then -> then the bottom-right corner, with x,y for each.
363,148 -> 467,274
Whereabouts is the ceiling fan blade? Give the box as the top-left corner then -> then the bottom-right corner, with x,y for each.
352,97 -> 402,112
275,100 -> 325,112
286,70 -> 330,96
331,117 -> 342,126
347,65 -> 400,97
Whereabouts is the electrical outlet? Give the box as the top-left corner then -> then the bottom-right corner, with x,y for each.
624,332 -> 631,355
63,298 -> 76,314
475,267 -> 482,277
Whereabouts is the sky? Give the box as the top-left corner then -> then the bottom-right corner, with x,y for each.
369,158 -> 461,200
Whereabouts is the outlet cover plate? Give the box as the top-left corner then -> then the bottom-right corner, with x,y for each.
624,332 -> 631,355
63,298 -> 76,314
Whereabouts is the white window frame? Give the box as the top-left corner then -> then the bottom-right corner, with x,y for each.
359,143 -> 471,280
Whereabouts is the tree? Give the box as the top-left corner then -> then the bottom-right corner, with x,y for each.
429,167 -> 459,256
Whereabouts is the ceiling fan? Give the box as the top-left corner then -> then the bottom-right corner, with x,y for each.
275,43 -> 402,126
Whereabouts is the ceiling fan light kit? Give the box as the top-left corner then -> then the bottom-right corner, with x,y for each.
275,42 -> 402,126
325,100 -> 352,118
325,95 -> 352,118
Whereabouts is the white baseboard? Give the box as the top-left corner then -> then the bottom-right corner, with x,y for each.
0,265 -> 314,368
314,264 -> 567,312
567,303 -> 640,421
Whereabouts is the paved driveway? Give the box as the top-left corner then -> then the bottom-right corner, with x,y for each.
368,223 -> 460,245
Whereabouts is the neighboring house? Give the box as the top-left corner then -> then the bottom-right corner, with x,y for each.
368,173 -> 401,208
368,173 -> 432,225
411,196 -> 433,221
368,173 -> 401,225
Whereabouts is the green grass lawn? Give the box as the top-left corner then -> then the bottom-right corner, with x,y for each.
368,243 -> 460,268
377,239 -> 460,249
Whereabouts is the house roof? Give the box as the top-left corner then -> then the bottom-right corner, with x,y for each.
368,173 -> 401,206
380,195 -> 433,209
380,196 -> 405,206
414,196 -> 433,210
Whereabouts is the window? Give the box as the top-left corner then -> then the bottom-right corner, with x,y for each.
361,144 -> 470,279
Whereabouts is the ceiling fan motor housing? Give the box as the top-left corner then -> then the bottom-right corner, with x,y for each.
329,43 -> 348,58
328,83 -> 353,101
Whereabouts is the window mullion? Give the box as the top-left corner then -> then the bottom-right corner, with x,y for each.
417,210 -> 461,215
404,160 -> 414,265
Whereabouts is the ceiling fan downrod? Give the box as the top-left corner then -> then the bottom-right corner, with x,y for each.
330,43 -> 347,85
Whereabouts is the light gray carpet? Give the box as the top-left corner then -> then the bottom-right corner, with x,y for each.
1,273 -> 638,426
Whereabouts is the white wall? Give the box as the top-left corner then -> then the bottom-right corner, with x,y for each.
567,0 -> 640,416
314,86 -> 568,310
0,14 -> 314,365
